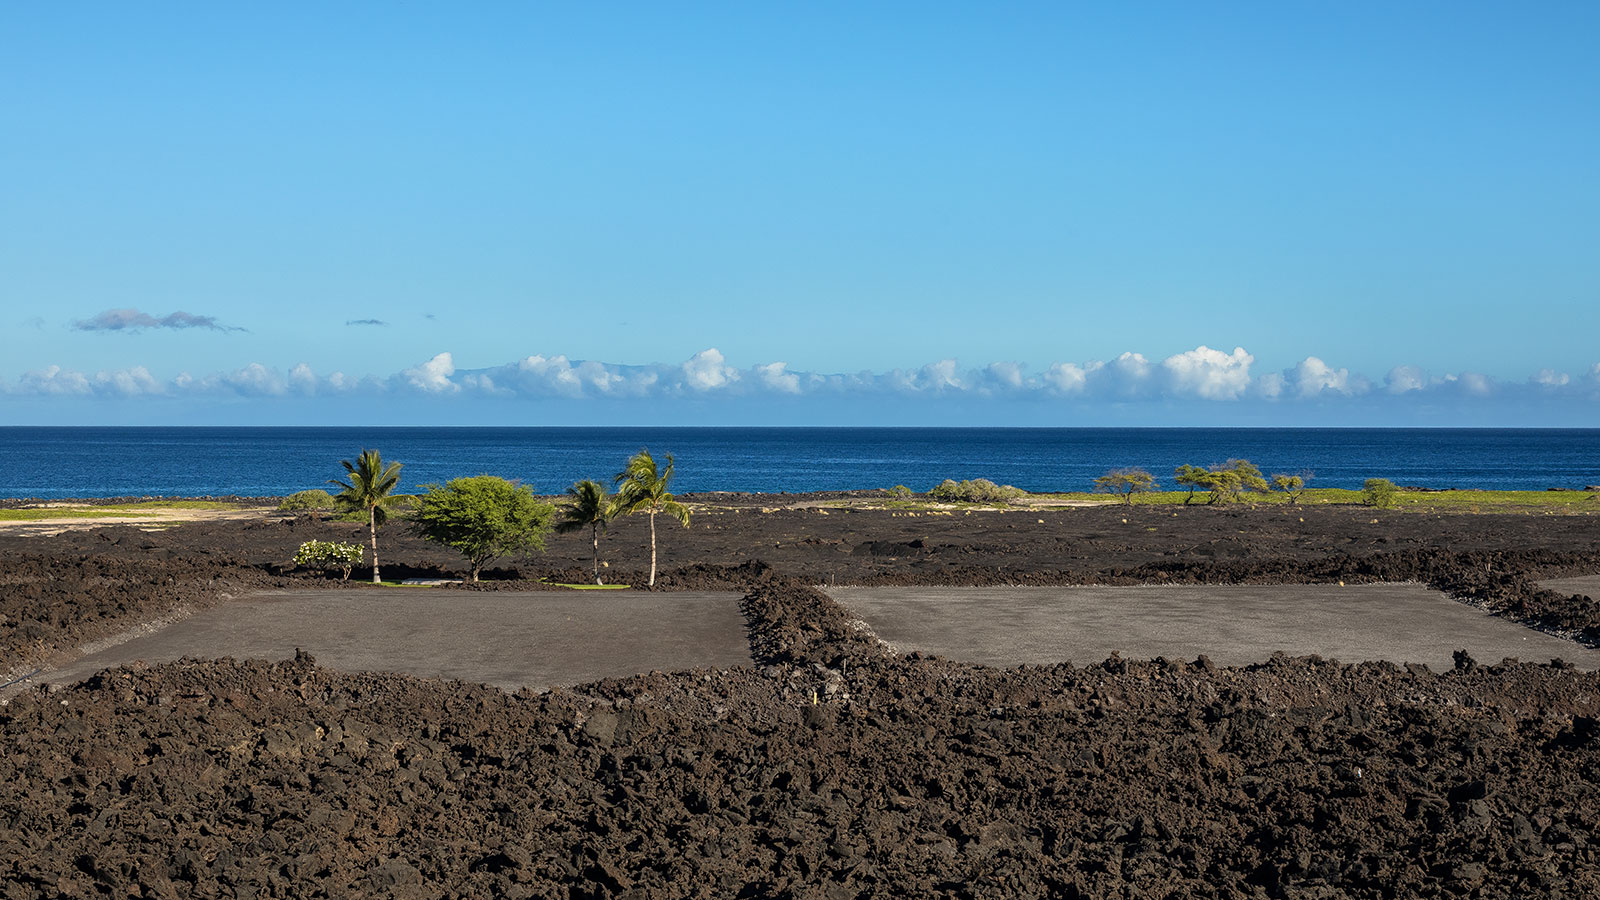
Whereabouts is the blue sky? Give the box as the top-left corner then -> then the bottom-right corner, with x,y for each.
3,3 -> 1598,425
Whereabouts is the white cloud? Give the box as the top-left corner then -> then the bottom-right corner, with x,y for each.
16,365 -> 93,395
215,363 -> 286,396
101,366 -> 163,397
980,361 -> 1026,393
1107,351 -> 1151,382
514,354 -> 587,398
757,362 -> 801,394
9,364 -> 164,397
11,349 -> 1600,416
1042,362 -> 1088,395
1286,357 -> 1368,398
288,363 -> 318,394
401,352 -> 460,394
1161,346 -> 1253,400
919,359 -> 962,391
682,348 -> 738,391
1386,366 -> 1426,394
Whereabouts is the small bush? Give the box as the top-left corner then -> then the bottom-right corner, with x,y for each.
278,489 -> 335,512
886,485 -> 913,499
1362,478 -> 1398,509
928,478 -> 1027,503
293,540 -> 364,580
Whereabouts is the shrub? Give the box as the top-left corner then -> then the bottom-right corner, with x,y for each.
928,478 -> 1026,503
278,489 -> 335,512
886,485 -> 913,499
1363,478 -> 1398,509
292,540 -> 364,580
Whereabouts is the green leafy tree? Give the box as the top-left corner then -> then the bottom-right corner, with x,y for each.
1173,464 -> 1209,505
1202,459 -> 1269,504
1094,468 -> 1158,505
1271,472 -> 1311,504
1363,477 -> 1398,509
555,479 -> 616,585
330,449 -> 403,583
614,450 -> 691,588
413,476 -> 555,582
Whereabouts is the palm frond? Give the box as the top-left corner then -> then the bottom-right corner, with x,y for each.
555,479 -> 612,534
661,499 -> 691,528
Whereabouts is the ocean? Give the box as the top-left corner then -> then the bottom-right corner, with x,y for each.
1,427 -> 1597,499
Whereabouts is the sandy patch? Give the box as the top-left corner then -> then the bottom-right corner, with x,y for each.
0,505 -> 272,537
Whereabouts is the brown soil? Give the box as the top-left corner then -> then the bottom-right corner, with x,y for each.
4,498 -> 1600,897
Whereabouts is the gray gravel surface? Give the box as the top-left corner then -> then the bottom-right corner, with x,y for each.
824,583 -> 1600,670
40,589 -> 750,691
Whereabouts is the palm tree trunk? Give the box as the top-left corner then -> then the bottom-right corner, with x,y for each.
648,508 -> 657,587
592,523 -> 602,585
369,505 -> 380,584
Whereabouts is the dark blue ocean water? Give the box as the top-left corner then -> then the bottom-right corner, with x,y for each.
1,427 -> 1597,499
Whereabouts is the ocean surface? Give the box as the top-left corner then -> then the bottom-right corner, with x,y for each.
1,427 -> 1597,499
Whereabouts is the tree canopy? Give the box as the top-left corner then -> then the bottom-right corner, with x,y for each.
1094,468 -> 1157,505
1201,459 -> 1269,504
1173,464 -> 1209,504
412,476 -> 554,582
1174,459 -> 1269,505
1271,472 -> 1310,504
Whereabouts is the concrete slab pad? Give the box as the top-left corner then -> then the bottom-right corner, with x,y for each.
43,589 -> 751,692
1541,575 -> 1600,598
824,584 -> 1599,670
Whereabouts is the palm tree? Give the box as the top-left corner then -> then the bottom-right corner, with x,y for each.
613,449 -> 690,588
329,449 -> 403,584
555,479 -> 615,585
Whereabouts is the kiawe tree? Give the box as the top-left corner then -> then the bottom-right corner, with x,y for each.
614,449 -> 691,588
1271,472 -> 1311,504
412,476 -> 554,582
330,449 -> 403,583
1173,464 -> 1209,505
1174,459 -> 1269,505
556,479 -> 616,585
1206,459 -> 1269,504
1094,468 -> 1157,505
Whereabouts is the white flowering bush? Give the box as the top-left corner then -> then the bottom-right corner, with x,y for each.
292,540 -> 365,581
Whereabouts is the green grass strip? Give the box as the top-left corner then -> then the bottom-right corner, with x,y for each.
0,508 -> 144,521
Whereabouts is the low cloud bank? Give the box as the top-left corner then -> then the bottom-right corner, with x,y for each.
6,347 -> 1600,412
